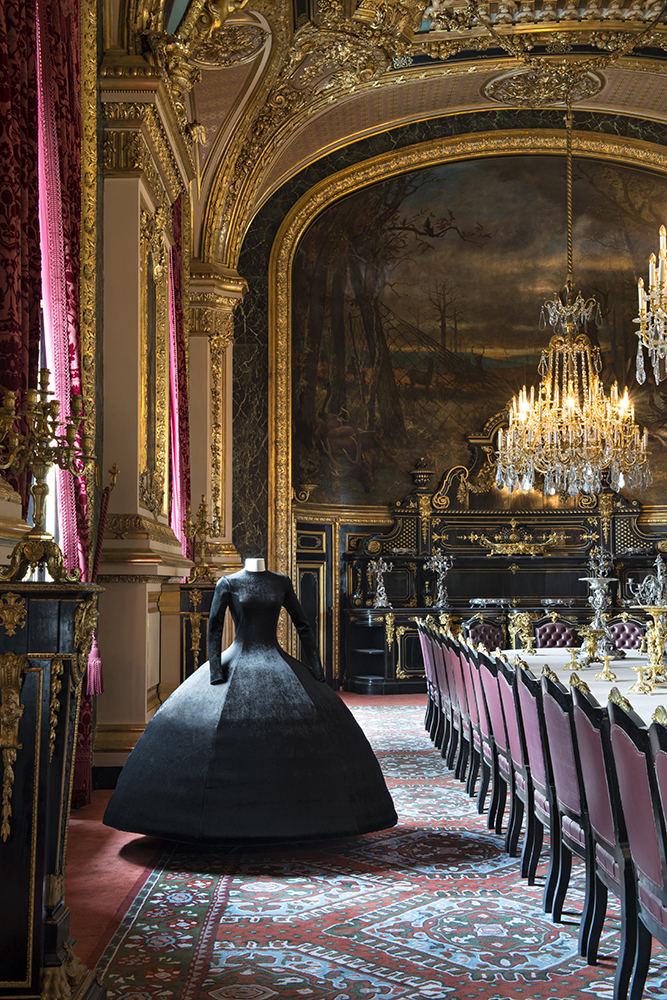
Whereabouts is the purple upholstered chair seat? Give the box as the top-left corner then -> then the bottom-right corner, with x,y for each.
609,620 -> 646,650
535,621 -> 578,648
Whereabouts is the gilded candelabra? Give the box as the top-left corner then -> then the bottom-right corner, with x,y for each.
629,605 -> 667,694
1,369 -> 94,582
183,495 -> 223,583
370,557 -> 393,609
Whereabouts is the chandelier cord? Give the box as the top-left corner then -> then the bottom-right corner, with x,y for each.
565,102 -> 574,293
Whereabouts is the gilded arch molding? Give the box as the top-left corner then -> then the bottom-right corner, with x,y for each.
268,127 -> 667,576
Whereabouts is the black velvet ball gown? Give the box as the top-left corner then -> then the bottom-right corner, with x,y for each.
103,568 -> 397,843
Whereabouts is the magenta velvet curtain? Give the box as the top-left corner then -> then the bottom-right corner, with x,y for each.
169,195 -> 192,558
0,0 -> 41,511
36,0 -> 93,806
37,0 -> 88,579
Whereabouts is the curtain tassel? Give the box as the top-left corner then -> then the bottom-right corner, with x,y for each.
86,631 -> 104,695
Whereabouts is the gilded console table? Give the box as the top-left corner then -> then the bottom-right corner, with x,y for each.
0,583 -> 105,1000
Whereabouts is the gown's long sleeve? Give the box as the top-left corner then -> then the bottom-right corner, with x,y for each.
283,579 -> 325,681
208,576 -> 231,684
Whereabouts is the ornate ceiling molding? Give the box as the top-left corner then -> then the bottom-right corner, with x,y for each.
201,0 -> 425,265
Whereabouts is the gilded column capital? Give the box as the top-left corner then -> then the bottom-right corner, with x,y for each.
188,263 -> 245,521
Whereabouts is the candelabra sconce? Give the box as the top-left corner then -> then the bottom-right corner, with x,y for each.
424,549 -> 453,608
183,495 -> 223,583
0,369 -> 94,582
370,557 -> 393,609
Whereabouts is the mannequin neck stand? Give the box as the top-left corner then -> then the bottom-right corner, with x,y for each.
245,558 -> 266,573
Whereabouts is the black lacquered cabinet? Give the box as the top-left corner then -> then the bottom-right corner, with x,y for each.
0,582 -> 105,1000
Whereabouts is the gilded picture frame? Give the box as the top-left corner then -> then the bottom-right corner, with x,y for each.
269,129 -> 667,581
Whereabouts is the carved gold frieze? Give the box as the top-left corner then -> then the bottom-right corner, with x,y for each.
418,495 -> 431,545
103,101 -> 189,204
48,658 -> 65,763
190,23 -> 268,66
598,493 -> 614,545
466,525 -> 564,557
0,652 -> 28,842
0,592 -> 27,636
140,205 -> 170,520
186,589 -> 205,667
204,0 -> 424,266
44,872 -> 66,911
190,268 -> 245,521
81,0 -> 99,578
96,574 -> 162,583
106,513 -> 176,544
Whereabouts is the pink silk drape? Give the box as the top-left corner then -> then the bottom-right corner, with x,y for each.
0,0 -> 41,511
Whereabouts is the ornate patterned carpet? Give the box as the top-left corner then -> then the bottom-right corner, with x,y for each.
97,706 -> 667,1000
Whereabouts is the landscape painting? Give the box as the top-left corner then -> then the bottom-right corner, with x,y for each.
291,154 -> 667,508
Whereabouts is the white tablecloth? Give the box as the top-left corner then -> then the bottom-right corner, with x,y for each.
500,647 -> 664,725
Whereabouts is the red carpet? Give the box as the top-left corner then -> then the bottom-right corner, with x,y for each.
77,704 -> 667,999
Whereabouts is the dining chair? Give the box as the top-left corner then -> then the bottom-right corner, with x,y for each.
459,644 -> 484,799
468,644 -> 494,816
432,627 -> 455,759
478,651 -> 513,840
515,664 -> 559,904
541,668 -> 596,957
447,639 -> 472,782
610,696 -> 667,1000
532,613 -> 579,649
571,676 -> 638,998
417,621 -> 438,739
497,655 -> 535,866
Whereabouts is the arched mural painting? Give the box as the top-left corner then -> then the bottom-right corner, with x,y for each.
291,154 -> 667,509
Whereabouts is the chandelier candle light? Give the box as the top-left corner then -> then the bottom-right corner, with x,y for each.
496,111 -> 651,498
635,225 -> 667,384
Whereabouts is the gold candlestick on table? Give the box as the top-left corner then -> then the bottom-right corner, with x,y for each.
595,655 -> 617,682
0,369 -> 94,582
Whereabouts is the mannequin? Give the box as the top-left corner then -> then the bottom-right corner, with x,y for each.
245,557 -> 266,572
104,560 -> 397,843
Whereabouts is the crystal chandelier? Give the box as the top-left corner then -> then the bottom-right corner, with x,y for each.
635,226 -> 667,384
496,111 -> 651,498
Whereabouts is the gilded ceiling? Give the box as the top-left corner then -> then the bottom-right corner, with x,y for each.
106,0 -> 667,267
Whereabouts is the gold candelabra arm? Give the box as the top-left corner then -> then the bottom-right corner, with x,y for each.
182,494 -> 224,583
0,370 -> 95,582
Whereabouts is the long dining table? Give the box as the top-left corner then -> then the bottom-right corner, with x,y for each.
501,646 -> 665,724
